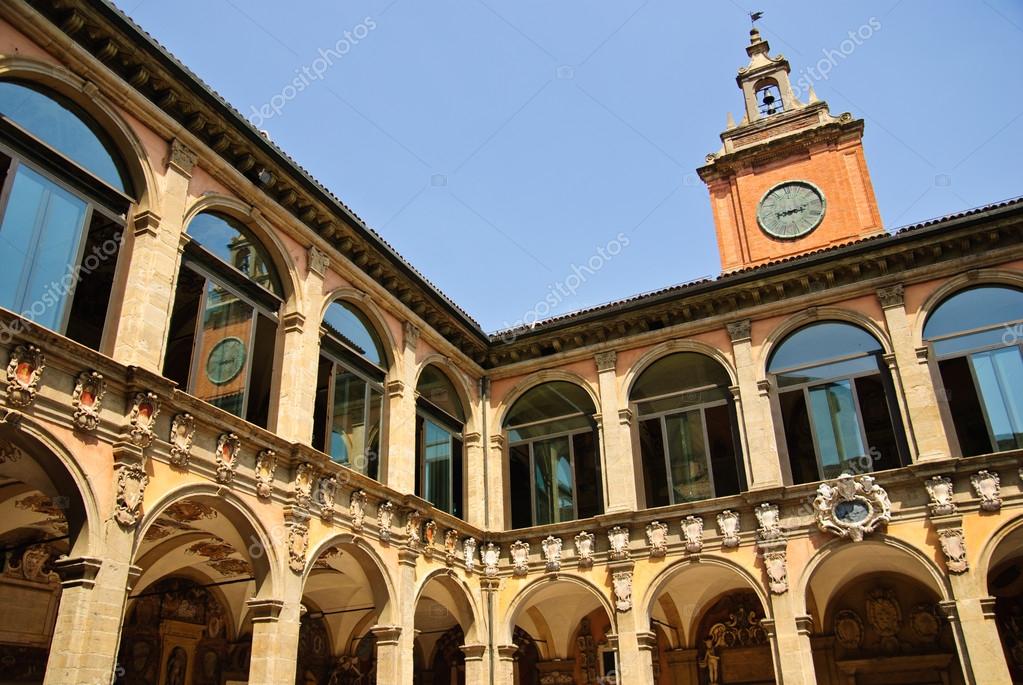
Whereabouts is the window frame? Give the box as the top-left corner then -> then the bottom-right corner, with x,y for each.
316,333 -> 386,467
416,399 -> 464,516
510,423 -> 588,526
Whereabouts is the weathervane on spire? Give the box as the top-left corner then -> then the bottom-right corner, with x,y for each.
749,11 -> 764,26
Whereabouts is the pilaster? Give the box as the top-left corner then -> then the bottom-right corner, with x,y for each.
384,321 -> 418,492
727,319 -> 784,487
943,569 -> 1013,685
764,592 -> 817,685
594,350 -> 639,512
246,570 -> 304,685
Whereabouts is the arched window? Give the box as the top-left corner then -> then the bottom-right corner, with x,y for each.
415,365 -> 465,517
164,212 -> 283,427
312,301 -> 386,479
924,285 -> 1023,455
504,381 -> 602,528
630,353 -> 745,507
0,80 -> 133,350
768,322 -> 908,483
755,78 -> 783,116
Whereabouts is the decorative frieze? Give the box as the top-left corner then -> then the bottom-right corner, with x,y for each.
716,510 -> 741,548
215,433 -> 240,485
5,343 -> 44,407
126,392 -> 160,448
254,449 -> 277,500
511,541 -> 530,576
646,522 -> 668,558
482,543 -> 500,578
71,371 -> 106,432
349,490 -> 367,530
612,570 -> 633,612
114,463 -> 149,527
168,413 -> 195,468
813,473 -> 891,542
682,516 -> 704,554
542,536 -> 562,572
970,470 -> 1001,512
575,531 -> 595,568
608,526 -> 630,561
378,501 -> 394,541
925,475 -> 956,516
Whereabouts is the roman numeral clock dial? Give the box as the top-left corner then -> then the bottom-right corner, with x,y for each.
756,181 -> 826,239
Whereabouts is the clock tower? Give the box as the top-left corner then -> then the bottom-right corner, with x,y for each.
698,27 -> 884,273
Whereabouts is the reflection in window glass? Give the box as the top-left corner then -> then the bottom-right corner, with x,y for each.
415,365 -> 465,517
971,348 -> 1023,451
192,282 -> 253,418
423,420 -> 452,514
807,380 -> 866,479
187,212 -> 282,297
665,410 -> 712,502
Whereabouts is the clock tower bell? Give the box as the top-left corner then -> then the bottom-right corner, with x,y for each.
698,27 -> 884,272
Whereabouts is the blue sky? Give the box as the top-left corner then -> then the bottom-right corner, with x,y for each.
115,0 -> 1023,332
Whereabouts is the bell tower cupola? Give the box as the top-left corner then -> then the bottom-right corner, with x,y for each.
699,25 -> 884,273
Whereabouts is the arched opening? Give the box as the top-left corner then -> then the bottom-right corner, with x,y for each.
507,579 -> 616,684
0,430 -> 92,683
754,78 -> 783,116
646,562 -> 774,684
923,285 -> 1023,456
117,494 -> 274,685
630,353 -> 745,507
164,211 -> 284,428
504,381 -> 602,529
985,521 -> 1023,680
312,300 -> 388,479
0,79 -> 136,352
415,365 -> 466,518
298,538 -> 393,683
413,573 -> 477,685
767,321 -> 908,484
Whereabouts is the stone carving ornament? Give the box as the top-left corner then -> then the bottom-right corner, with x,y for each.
127,392 -> 160,448
72,370 -> 106,431
115,463 -> 149,527
406,510 -> 422,545
5,343 -> 44,406
377,501 -> 394,541
511,541 -> 530,576
938,527 -> 969,573
444,529 -> 459,564
317,476 -> 337,522
574,531 -> 595,567
542,536 -> 562,572
866,588 -> 902,652
349,490 -> 366,530
540,673 -> 574,685
254,449 -> 276,500
755,503 -> 782,542
463,538 -> 477,572
717,510 -> 741,548
762,549 -> 788,594
482,542 -> 500,578
215,433 -> 241,484
287,518 -> 309,574
834,609 -> 863,649
168,413 -> 195,468
682,516 -> 704,554
646,521 -> 668,558
925,475 -> 956,516
294,462 -> 316,508
908,604 -> 942,642
612,570 -> 633,612
970,470 -> 1001,512
813,473 -> 891,542
608,526 -> 630,561
423,520 -> 437,548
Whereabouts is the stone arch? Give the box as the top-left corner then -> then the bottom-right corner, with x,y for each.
0,416 -> 102,558
978,513 -> 1023,583
0,55 -> 159,208
502,573 -> 617,654
623,339 -> 739,400
182,193 -> 301,311
757,306 -> 894,380
913,268 -> 1023,348
496,370 -> 601,430
797,535 -> 950,625
640,555 -> 771,648
414,567 -> 482,644
302,532 -> 398,626
318,286 -> 400,373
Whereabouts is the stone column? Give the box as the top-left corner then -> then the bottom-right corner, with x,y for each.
463,431 -> 485,528
489,434 -> 508,530
727,319 -> 784,488
876,284 -> 953,461
764,592 -> 817,685
494,644 -> 518,685
943,571 -> 1013,685
247,590 -> 304,685
609,560 -> 655,684
384,322 -> 418,492
371,625 -> 405,685
375,547 -> 417,685
110,138 -> 195,371
274,246 -> 329,443
594,350 -> 640,512
460,644 -> 487,683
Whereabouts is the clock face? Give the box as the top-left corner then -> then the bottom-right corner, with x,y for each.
206,337 -> 246,385
757,181 -> 826,239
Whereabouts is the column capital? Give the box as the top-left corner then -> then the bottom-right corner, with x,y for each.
307,245 -> 330,277
403,321 -> 420,352
794,615 -> 814,636
371,624 -> 403,645
386,379 -> 406,398
938,599 -> 959,622
876,283 -> 905,309
53,555 -> 102,589
497,644 -> 519,661
489,433 -> 506,450
167,137 -> 197,177
979,596 -> 999,620
247,598 -> 286,623
132,210 -> 161,238
460,643 -> 487,661
617,407 -> 633,426
282,311 -> 306,334
727,318 -> 752,343
595,350 -> 617,373
635,630 -> 658,651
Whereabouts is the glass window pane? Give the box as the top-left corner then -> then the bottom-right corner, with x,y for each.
636,387 -> 730,415
510,444 -> 532,529
938,356 -> 991,457
775,355 -> 879,388
639,417 -> 670,508
780,389 -> 819,484
808,380 -> 867,479
572,431 -> 600,519
424,419 -> 452,513
367,387 -> 382,480
533,436 -> 572,525
971,347 -> 1023,451
65,210 -> 121,350
417,365 -> 464,421
665,410 -> 713,502
505,382 -> 595,428
0,81 -> 126,191
0,166 -> 87,331
768,322 -> 882,373
630,352 -> 731,402
187,212 -> 282,296
323,301 -> 386,367
330,368 -> 368,466
924,286 -> 1023,340
508,414 -> 591,442
193,281 -> 254,418
705,403 -> 741,496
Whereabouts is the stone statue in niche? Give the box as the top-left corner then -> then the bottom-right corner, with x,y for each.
165,647 -> 187,685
